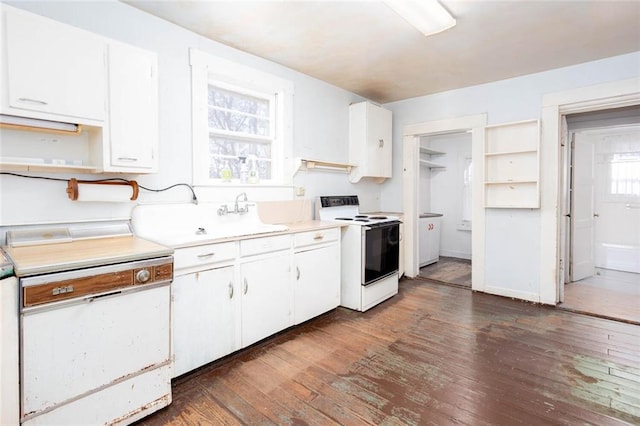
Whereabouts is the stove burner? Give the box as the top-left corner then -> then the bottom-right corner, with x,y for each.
368,216 -> 387,220
355,215 -> 368,218
335,217 -> 354,221
355,219 -> 370,222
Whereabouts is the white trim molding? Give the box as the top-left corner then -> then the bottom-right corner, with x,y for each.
401,113 -> 487,294
540,77 -> 640,305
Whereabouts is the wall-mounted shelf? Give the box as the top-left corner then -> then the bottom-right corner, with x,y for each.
0,157 -> 98,173
484,119 -> 540,208
293,158 -> 355,175
419,145 -> 446,169
420,147 -> 445,156
419,159 -> 446,168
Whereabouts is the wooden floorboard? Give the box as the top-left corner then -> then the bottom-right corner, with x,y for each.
419,257 -> 471,288
137,278 -> 639,426
561,268 -> 640,325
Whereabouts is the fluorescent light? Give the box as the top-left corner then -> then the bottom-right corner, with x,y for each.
384,0 -> 456,37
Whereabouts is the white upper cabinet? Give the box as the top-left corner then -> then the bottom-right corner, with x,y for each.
0,4 -> 159,174
106,42 -> 158,172
349,101 -> 392,183
3,6 -> 106,123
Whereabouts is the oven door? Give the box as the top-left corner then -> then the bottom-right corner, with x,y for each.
362,221 -> 400,285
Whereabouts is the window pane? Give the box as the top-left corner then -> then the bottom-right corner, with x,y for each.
208,85 -> 270,136
208,135 -> 272,180
610,152 -> 640,197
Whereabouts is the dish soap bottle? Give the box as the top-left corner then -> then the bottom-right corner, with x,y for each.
248,155 -> 259,184
239,156 -> 248,184
221,160 -> 232,183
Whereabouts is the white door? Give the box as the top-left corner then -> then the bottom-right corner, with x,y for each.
571,133 -> 596,281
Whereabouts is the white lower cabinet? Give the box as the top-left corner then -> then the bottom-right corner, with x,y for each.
171,266 -> 237,378
293,229 -> 340,324
171,228 -> 340,377
240,253 -> 293,347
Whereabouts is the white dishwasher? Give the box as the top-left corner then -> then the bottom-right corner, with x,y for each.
5,223 -> 174,425
419,213 -> 443,267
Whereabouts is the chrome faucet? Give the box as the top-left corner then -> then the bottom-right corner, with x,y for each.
234,192 -> 249,214
217,204 -> 229,216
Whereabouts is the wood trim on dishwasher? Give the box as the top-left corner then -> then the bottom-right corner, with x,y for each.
23,262 -> 173,307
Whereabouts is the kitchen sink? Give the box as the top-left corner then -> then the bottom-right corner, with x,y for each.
131,201 -> 289,247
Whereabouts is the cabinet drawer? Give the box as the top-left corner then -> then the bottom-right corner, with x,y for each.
174,242 -> 236,271
240,235 -> 290,257
294,228 -> 339,249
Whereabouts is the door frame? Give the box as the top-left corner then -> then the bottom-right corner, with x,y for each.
401,113 -> 486,291
541,77 -> 640,303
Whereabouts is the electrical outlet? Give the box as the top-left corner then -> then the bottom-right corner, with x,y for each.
295,186 -> 306,196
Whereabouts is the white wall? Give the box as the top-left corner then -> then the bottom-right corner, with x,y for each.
382,51 -> 640,302
0,0 -> 382,226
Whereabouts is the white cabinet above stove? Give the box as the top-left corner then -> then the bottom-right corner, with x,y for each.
348,101 -> 392,183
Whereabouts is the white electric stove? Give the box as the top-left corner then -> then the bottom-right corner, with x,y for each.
316,196 -> 400,311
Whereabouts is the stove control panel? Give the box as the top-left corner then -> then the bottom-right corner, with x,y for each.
318,195 -> 359,208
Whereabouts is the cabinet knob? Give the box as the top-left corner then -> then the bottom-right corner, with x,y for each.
379,139 -> 384,148
243,278 -> 248,295
136,269 -> 151,284
228,282 -> 234,299
296,266 -> 300,280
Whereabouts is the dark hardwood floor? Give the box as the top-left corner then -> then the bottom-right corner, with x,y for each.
138,278 -> 640,425
419,256 -> 471,288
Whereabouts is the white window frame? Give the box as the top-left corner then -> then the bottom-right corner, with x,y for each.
190,49 -> 294,186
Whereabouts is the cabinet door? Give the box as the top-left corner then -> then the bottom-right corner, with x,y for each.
366,103 -> 392,177
349,102 -> 392,182
5,8 -> 105,121
294,244 -> 340,324
240,254 -> 293,347
106,42 -> 158,172
172,266 -> 236,378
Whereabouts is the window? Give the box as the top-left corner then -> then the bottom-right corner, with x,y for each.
190,49 -> 294,185
609,152 -> 640,197
207,84 -> 275,181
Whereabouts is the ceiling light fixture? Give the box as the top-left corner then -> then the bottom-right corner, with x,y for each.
384,0 -> 456,37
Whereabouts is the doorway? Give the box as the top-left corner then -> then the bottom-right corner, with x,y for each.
401,113 -> 486,291
417,131 -> 473,288
560,106 -> 640,324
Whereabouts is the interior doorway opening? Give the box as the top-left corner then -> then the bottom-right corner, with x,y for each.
417,131 -> 473,288
560,105 -> 640,324
401,113 -> 486,292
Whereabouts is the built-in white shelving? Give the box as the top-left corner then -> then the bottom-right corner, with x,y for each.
483,119 -> 540,208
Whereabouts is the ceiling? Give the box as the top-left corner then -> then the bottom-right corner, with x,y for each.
124,1 -> 640,104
